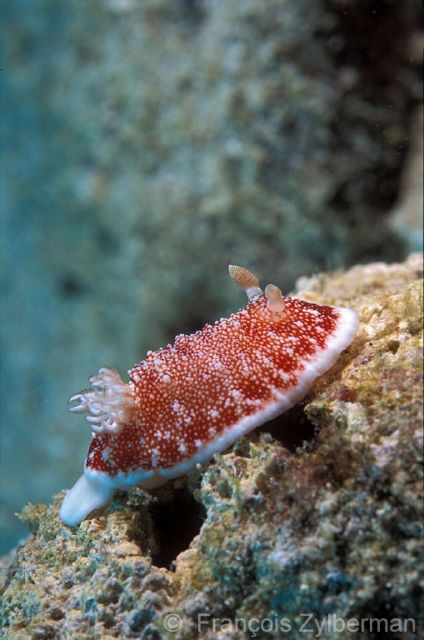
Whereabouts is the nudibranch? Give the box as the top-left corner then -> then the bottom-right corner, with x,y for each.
60,266 -> 359,526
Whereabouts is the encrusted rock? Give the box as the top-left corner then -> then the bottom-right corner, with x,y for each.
1,255 -> 422,639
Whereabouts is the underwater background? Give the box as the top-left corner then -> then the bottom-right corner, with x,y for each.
0,0 -> 422,555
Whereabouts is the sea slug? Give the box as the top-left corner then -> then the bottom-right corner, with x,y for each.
60,266 -> 359,526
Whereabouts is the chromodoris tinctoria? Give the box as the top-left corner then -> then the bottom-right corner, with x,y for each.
60,266 -> 359,526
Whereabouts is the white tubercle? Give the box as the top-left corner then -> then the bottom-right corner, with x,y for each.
60,473 -> 115,527
69,367 -> 133,434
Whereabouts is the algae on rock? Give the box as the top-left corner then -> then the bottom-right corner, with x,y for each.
1,254 -> 422,639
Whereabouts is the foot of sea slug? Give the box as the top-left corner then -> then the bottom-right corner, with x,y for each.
60,474 -> 114,527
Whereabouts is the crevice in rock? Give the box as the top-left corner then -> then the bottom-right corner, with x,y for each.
257,404 -> 317,451
148,487 -> 205,570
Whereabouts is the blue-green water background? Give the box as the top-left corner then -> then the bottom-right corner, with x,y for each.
0,0 -> 421,553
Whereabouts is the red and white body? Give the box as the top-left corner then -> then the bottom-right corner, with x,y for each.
61,268 -> 359,527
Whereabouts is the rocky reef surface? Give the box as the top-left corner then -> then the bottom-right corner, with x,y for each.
1,254 -> 422,639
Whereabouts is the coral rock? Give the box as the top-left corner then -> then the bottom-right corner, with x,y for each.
1,255 -> 422,639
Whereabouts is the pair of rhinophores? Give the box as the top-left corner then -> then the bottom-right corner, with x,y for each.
60,266 -> 359,526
